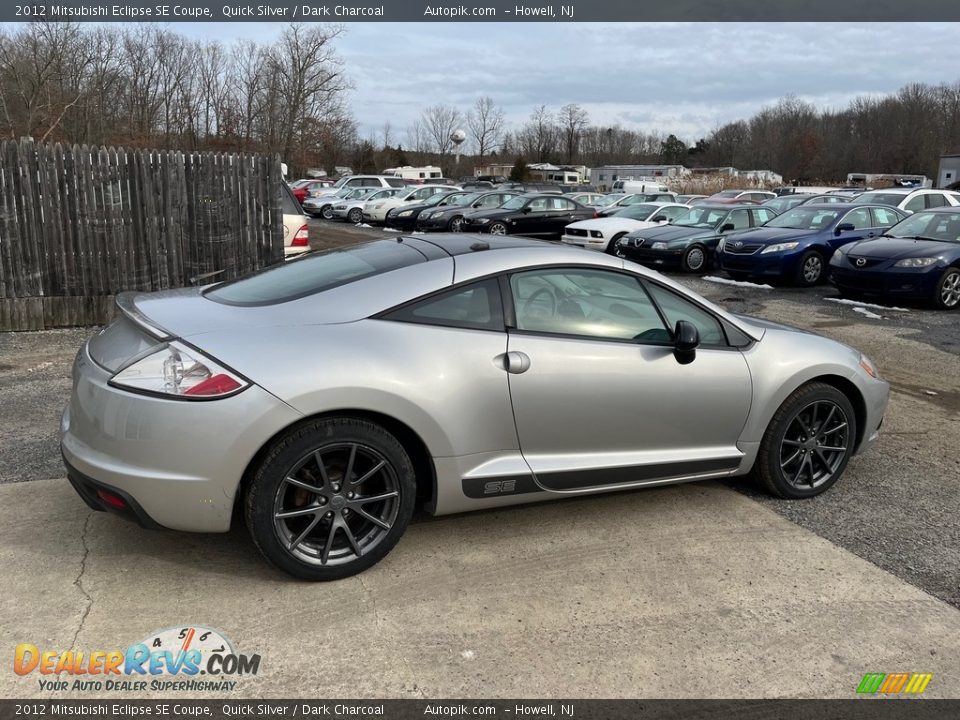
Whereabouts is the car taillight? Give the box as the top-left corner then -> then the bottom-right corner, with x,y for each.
593,211 -> 599,218
292,225 -> 309,246
96,489 -> 128,510
110,342 -> 249,399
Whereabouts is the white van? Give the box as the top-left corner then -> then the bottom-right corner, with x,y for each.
612,179 -> 670,194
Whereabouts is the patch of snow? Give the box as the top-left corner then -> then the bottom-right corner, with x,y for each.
460,650 -> 475,660
924,390 -> 938,396
825,297 -> 909,312
381,227 -> 401,233
703,276 -> 773,290
852,307 -> 883,320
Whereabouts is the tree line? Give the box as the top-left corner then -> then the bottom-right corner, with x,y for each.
1,22 -> 957,182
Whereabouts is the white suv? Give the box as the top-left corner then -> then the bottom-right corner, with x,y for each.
363,185 -> 461,224
852,188 -> 960,213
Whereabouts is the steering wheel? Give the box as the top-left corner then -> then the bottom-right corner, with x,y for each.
522,288 -> 557,322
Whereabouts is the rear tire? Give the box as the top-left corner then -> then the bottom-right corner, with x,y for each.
751,382 -> 857,499
245,418 -> 416,581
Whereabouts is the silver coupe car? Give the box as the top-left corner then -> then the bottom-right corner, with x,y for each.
61,236 -> 889,580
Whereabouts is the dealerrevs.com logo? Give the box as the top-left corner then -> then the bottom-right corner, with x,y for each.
14,626 -> 260,693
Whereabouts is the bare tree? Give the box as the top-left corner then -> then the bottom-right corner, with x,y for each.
421,104 -> 462,157
466,96 -> 504,164
557,103 -> 588,164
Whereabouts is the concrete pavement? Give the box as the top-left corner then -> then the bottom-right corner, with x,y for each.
1,477 -> 958,699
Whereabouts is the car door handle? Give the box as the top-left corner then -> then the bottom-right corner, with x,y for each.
504,351 -> 531,374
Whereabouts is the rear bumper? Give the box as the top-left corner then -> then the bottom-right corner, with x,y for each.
65,455 -> 165,530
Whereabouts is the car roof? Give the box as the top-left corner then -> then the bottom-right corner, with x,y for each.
913,206 -> 960,214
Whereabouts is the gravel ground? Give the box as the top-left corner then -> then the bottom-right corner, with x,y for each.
1,218 -> 957,610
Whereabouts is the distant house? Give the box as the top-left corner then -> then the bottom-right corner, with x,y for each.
590,164 -> 689,191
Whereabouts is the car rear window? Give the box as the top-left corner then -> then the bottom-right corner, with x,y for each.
205,240 -> 427,305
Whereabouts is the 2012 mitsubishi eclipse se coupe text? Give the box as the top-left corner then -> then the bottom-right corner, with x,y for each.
61,236 -> 889,580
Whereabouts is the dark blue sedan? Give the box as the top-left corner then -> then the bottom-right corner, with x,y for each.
717,204 -> 906,286
830,207 -> 960,309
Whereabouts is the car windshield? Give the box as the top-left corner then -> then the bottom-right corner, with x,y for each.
368,189 -> 397,200
672,207 -> 730,228
500,196 -> 529,210
346,188 -> 375,199
206,240 -> 426,305
766,208 -> 840,230
594,195 -> 618,206
614,204 -> 660,220
885,211 -> 960,243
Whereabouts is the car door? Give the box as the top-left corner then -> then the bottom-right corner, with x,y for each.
546,197 -> 580,235
514,197 -> 550,235
829,206 -> 878,252
503,266 -> 752,491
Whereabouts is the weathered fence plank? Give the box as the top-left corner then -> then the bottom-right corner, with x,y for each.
0,140 -> 283,331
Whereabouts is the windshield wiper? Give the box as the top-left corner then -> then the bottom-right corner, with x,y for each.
897,235 -> 943,242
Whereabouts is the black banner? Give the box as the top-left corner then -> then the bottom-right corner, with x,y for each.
4,0 -> 960,22
3,700 -> 960,720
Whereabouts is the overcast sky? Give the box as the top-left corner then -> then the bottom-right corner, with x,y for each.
182,22 -> 958,143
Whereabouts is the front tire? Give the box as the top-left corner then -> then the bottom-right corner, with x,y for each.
607,232 -> 626,255
245,418 -> 416,580
796,250 -> 825,286
752,382 -> 857,499
347,208 -> 362,224
488,222 -> 508,235
320,204 -> 335,221
681,244 -> 708,273
448,216 -> 464,232
934,267 -> 960,309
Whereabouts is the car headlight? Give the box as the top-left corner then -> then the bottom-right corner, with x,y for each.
651,242 -> 668,250
760,242 -> 800,254
397,210 -> 413,217
831,248 -> 843,262
894,257 -> 938,268
859,353 -> 879,379
422,212 -> 436,219
110,342 -> 249,399
717,239 -> 726,252
590,230 -> 603,239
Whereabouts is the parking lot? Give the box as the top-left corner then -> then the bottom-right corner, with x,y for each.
0,219 -> 958,698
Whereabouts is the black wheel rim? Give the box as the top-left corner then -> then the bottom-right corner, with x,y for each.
803,255 -> 822,283
779,400 -> 851,490
273,443 -> 400,567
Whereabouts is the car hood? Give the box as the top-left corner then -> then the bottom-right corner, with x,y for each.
567,217 -> 655,232
844,237 -> 959,259
725,227 -> 817,244
626,224 -> 715,242
390,202 -> 432,214
733,313 -> 810,336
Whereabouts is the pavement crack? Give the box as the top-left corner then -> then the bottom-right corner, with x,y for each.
69,513 -> 94,651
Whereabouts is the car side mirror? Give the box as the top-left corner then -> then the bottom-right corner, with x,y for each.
673,320 -> 700,365
720,223 -> 735,233
835,222 -> 855,235
522,207 -> 532,213
651,215 -> 667,222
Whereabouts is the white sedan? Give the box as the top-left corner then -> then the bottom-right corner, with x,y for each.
561,202 -> 690,253
362,185 -> 461,224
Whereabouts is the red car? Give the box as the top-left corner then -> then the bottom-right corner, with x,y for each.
291,180 -> 334,204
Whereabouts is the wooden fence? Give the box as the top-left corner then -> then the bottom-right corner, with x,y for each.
0,140 -> 283,331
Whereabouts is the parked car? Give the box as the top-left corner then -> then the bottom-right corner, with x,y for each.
303,187 -> 357,220
385,190 -> 475,231
363,184 -> 460,224
798,193 -> 856,205
850,188 -> 960,213
333,188 -> 402,224
291,180 -> 335,204
459,193 -> 595,237
501,182 -> 564,194
616,204 -> 778,272
830,206 -> 960,309
332,175 -> 406,190
281,184 -> 310,258
598,192 -> 679,217
561,202 -> 690,254
761,194 -> 816,213
611,179 -> 670,194
61,235 -> 889,580
706,190 -> 777,204
415,191 -> 521,232
676,194 -> 709,205
717,204 -> 906,286
567,192 -> 610,207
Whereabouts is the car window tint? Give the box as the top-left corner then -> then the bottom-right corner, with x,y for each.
279,185 -> 301,215
926,193 -> 947,209
645,283 -> 727,346
844,208 -> 874,229
384,279 -> 503,332
904,194 -> 925,212
728,210 -> 751,230
871,207 -> 901,226
510,269 -> 667,342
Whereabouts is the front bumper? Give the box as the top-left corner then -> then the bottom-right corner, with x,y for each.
60,342 -> 303,533
719,251 -> 795,278
618,245 -> 686,267
414,216 -> 450,232
830,263 -> 940,299
561,234 -> 607,251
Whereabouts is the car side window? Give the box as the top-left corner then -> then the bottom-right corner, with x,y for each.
926,193 -> 947,209
552,198 -> 575,210
645,283 -> 727,347
844,208 -> 874,229
383,279 -> 503,332
528,198 -> 549,212
279,185 -> 301,215
752,208 -> 776,225
510,268 -> 668,342
871,207 -> 900,226
479,194 -> 502,208
904,194 -> 925,213
728,209 -> 751,230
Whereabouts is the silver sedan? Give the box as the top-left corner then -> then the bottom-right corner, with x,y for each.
61,236 -> 889,580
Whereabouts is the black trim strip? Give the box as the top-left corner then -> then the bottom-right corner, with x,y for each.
63,455 -> 166,530
535,457 -> 742,491
462,474 -> 540,499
